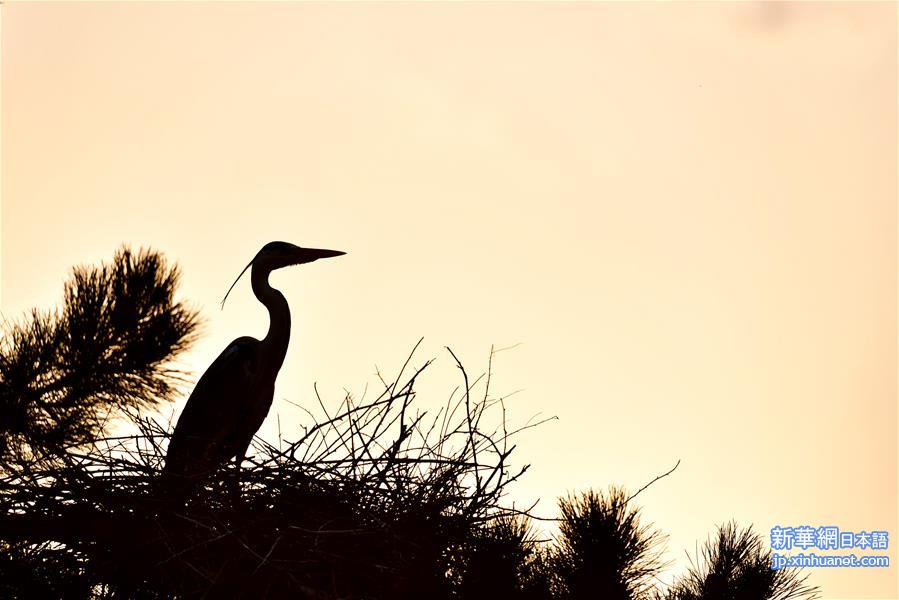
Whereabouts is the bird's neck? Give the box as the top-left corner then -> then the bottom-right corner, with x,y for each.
251,266 -> 291,374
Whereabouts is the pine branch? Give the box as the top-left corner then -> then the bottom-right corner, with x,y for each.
0,246 -> 200,465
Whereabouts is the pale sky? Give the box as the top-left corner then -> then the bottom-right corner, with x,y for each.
1,3 -> 896,598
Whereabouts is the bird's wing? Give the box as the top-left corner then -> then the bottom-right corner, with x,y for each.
164,336 -> 259,479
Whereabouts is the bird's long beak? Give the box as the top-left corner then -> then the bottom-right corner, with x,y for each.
293,247 -> 346,263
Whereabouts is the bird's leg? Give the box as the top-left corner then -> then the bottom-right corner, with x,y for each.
229,452 -> 248,510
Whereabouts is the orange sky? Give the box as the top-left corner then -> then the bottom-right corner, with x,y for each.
1,3 -> 896,598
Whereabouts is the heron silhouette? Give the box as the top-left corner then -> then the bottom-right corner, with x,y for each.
163,241 -> 344,488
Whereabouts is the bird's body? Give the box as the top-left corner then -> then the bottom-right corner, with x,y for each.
163,336 -> 271,480
163,241 -> 344,486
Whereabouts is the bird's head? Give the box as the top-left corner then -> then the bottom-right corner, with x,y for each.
221,241 -> 345,308
254,241 -> 346,270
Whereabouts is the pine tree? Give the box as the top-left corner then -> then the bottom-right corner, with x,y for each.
0,246 -> 199,465
552,486 -> 668,600
662,522 -> 819,600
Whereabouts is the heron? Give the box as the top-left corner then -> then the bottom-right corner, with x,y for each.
162,241 -> 345,488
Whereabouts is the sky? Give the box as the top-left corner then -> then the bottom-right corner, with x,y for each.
1,2 -> 896,598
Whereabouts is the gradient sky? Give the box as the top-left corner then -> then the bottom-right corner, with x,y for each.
2,3 -> 896,598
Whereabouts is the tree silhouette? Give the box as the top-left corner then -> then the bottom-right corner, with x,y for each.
662,522 -> 819,600
551,486 -> 668,600
0,246 -> 198,465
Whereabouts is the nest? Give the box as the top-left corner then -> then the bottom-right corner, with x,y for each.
0,347 -> 543,599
